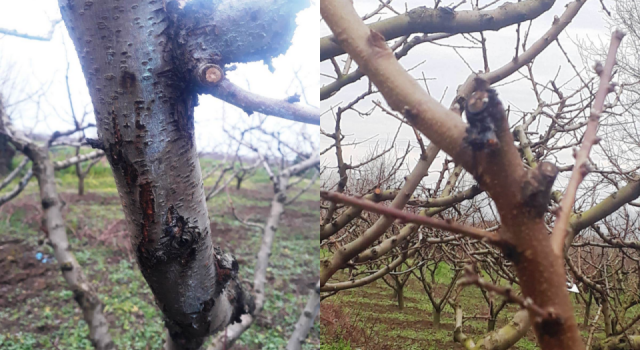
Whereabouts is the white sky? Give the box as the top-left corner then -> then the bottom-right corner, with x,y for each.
0,0 -> 319,154
320,0 -> 610,170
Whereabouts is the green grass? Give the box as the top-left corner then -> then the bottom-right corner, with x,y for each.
0,154 -> 319,350
320,339 -> 352,350
321,265 -> 613,350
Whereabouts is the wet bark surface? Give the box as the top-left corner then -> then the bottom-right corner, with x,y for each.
57,0 -> 307,347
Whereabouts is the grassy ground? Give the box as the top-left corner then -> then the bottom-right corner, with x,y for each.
320,260 -> 609,350
0,153 -> 319,350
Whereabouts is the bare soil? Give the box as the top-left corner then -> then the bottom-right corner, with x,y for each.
0,182 -> 318,349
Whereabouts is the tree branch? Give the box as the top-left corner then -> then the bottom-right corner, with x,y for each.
0,168 -> 33,207
201,78 -> 319,125
53,150 -> 105,171
0,157 -> 29,191
0,19 -> 61,41
286,281 -> 320,350
321,190 -> 504,246
321,0 -> 555,61
551,30 -> 625,256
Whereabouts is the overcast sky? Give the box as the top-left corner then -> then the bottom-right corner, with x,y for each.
0,0 -> 319,154
320,0 -> 611,175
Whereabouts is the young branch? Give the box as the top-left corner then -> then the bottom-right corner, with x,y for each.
458,265 -> 548,320
551,30 -> 626,256
321,191 -> 504,246
200,78 -> 320,125
53,150 -> 105,171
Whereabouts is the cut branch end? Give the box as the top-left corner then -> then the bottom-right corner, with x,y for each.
198,64 -> 224,86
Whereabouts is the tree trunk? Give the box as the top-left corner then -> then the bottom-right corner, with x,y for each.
433,308 -> 441,329
25,145 -> 113,349
0,134 -> 15,176
78,172 -> 85,196
488,318 -> 497,332
584,291 -> 592,328
397,285 -> 404,310
603,299 -> 612,337
58,0 -> 306,348
235,175 -> 243,190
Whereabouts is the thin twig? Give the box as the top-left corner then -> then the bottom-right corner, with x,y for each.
551,30 -> 625,255
320,190 -> 503,246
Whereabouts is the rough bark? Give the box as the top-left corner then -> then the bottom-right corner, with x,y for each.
58,0 -> 308,348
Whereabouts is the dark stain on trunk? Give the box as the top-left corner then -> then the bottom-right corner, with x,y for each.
228,278 -> 255,324
119,70 -> 137,91
139,181 -> 155,245
161,205 -> 200,255
138,205 -> 201,269
535,315 -> 564,339
41,197 -> 56,210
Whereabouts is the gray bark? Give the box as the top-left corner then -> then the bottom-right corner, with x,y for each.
320,0 -> 556,61
53,150 -> 104,170
28,146 -> 113,350
57,0 -> 308,348
286,281 -> 320,350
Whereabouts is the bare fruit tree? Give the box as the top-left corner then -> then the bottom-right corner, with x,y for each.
0,95 -> 113,348
207,121 -> 320,349
320,1 -> 640,349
